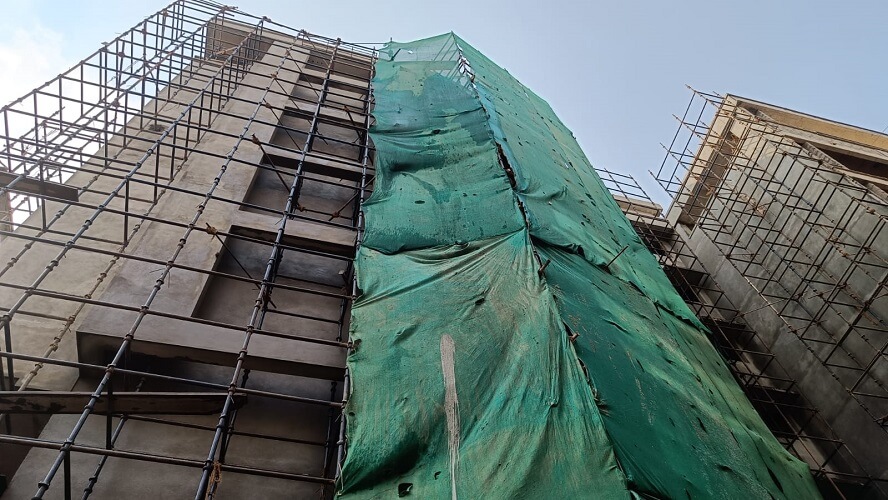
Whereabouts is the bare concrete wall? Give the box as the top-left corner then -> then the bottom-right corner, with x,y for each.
2,25 -> 372,498
676,114 -> 888,495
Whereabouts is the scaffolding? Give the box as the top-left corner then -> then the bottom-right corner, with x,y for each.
597,166 -> 883,497
0,0 -> 377,497
645,88 -> 888,496
2,1 -> 884,495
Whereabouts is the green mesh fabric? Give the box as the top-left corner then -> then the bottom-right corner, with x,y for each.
360,36 -> 524,253
338,33 -> 820,499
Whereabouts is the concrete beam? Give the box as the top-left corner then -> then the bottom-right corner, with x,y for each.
0,172 -> 79,203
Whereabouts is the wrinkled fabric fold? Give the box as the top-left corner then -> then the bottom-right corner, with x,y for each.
338,32 -> 820,500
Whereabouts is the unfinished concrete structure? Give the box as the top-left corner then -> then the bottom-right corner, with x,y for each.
0,0 -> 872,498
641,90 -> 888,498
0,1 -> 374,497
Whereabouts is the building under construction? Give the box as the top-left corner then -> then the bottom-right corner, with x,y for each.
0,1 -> 876,498
647,92 -> 888,498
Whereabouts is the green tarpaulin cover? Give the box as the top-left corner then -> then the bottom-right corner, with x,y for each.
338,33 -> 819,499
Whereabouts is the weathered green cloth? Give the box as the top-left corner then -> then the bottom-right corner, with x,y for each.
338,33 -> 819,500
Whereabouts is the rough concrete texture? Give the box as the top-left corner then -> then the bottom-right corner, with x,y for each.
76,41 -> 357,378
2,25 -> 371,498
0,54 -> 231,392
676,109 -> 888,495
3,371 -> 338,499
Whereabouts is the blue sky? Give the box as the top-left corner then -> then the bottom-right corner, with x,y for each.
2,0 -> 887,205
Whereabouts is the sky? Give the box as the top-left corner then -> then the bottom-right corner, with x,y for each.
2,0 -> 888,206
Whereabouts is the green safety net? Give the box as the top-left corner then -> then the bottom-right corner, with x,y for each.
338,33 -> 820,499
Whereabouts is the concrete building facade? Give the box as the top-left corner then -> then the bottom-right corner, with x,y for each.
0,1 -> 880,499
645,91 -> 888,498
0,2 -> 373,497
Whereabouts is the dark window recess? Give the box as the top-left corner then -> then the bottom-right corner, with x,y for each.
241,157 -> 358,224
193,234 -> 347,343
818,146 -> 888,191
680,131 -> 741,226
662,264 -> 702,303
305,48 -> 372,81
305,49 -> 333,73
0,409 -> 50,487
291,73 -> 367,113
639,233 -> 666,256
268,112 -> 363,162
